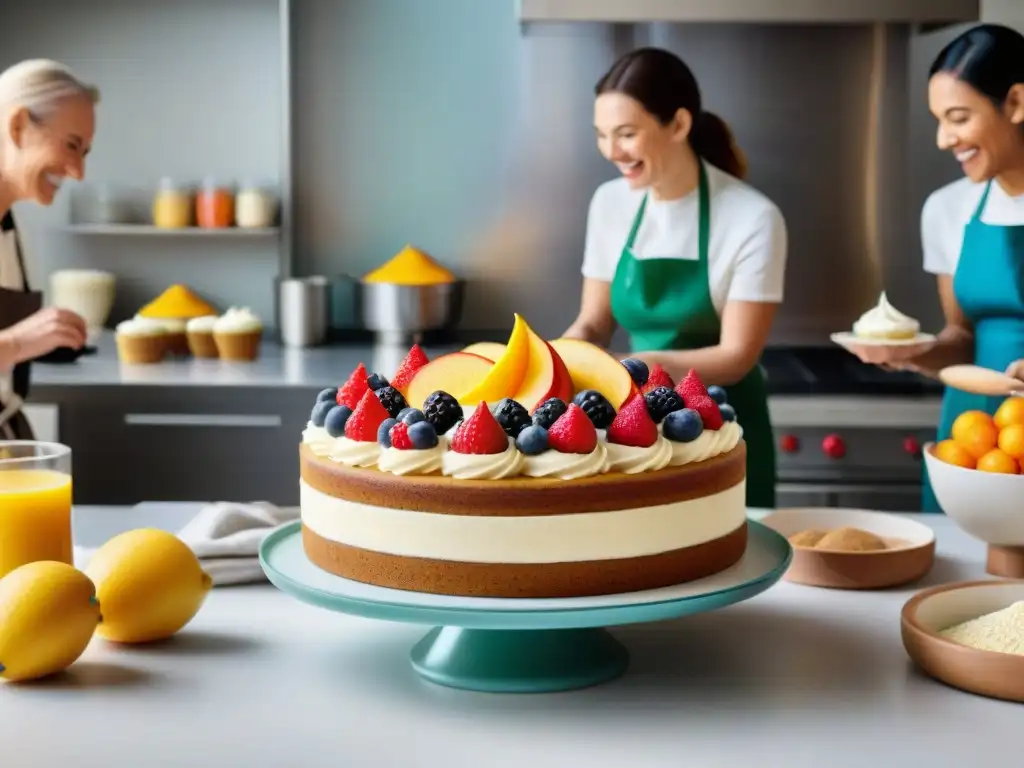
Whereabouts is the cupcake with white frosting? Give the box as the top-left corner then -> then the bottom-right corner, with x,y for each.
115,316 -> 168,364
185,314 -> 219,358
212,306 -> 263,361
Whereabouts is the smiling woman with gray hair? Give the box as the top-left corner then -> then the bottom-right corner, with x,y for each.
0,59 -> 98,439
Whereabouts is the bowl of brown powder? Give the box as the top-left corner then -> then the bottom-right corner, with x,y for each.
761,508 -> 936,589
902,580 -> 1024,703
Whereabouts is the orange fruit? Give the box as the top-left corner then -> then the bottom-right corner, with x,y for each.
998,423 -> 1024,460
954,422 -> 999,460
933,439 -> 976,469
952,410 -> 995,440
976,448 -> 1020,474
994,397 -> 1024,430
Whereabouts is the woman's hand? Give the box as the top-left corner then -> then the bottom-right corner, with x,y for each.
1005,360 -> 1024,383
844,339 -> 937,367
1,307 -> 87,366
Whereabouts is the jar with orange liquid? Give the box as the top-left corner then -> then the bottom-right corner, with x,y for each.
152,178 -> 194,229
196,177 -> 235,228
0,441 -> 73,579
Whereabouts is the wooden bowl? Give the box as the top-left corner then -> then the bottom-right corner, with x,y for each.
902,580 -> 1024,703
760,508 -> 935,589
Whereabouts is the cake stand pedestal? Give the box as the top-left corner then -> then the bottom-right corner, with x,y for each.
259,520 -> 792,694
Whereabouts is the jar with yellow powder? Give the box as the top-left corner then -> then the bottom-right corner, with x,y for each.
152,178 -> 193,229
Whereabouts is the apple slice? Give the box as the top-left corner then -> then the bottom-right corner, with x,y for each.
405,352 -> 494,409
548,338 -> 634,409
511,321 -> 575,412
461,342 -> 506,362
459,314 -> 531,403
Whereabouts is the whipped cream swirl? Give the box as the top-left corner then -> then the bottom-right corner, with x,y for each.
302,422 -> 336,457
667,421 -> 743,466
442,442 -> 525,480
522,442 -> 610,480
328,437 -> 381,468
378,445 -> 445,476
605,435 -> 673,474
852,292 -> 920,338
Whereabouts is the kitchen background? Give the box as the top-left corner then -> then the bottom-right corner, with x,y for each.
4,0 -> 1022,508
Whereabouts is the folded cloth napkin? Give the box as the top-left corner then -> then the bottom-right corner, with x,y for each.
75,502 -> 299,586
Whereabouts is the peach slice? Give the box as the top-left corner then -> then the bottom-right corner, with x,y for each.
405,352 -> 494,409
459,314 -> 531,403
461,342 -> 507,362
512,321 -> 575,412
548,338 -> 634,409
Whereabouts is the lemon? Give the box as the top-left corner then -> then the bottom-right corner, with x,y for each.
85,528 -> 212,644
0,561 -> 101,682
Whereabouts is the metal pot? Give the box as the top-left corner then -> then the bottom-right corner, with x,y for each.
357,280 -> 465,344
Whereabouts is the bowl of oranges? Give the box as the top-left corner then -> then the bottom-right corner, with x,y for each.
924,397 -> 1024,578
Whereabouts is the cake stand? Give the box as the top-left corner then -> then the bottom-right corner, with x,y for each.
259,520 -> 792,694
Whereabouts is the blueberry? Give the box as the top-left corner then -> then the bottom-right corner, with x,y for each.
620,357 -> 649,387
367,373 -> 389,391
316,387 -> 337,403
644,386 -> 685,424
398,407 -> 426,425
310,400 -> 334,427
515,424 -> 550,455
407,420 -> 439,449
532,397 -> 568,429
374,386 -> 409,419
572,390 -> 616,430
377,417 -> 398,447
324,405 -> 352,437
719,403 -> 736,422
492,398 -> 532,438
663,408 -> 704,443
423,391 -> 463,434
707,385 -> 728,405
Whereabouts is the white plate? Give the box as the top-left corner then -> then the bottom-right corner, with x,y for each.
831,331 -> 937,348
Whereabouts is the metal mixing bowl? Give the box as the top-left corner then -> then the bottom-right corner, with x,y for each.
357,280 -> 465,344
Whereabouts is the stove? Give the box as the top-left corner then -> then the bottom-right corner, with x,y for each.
761,346 -> 943,512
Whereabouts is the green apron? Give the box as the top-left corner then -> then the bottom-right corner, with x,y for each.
609,161 -> 777,508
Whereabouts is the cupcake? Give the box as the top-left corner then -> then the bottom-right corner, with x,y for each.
137,315 -> 188,355
115,317 -> 168,364
185,315 -> 219,358
213,307 -> 263,361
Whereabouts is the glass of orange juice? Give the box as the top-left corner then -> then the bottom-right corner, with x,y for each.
0,441 -> 73,580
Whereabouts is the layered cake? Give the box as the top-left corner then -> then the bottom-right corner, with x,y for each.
299,314 -> 747,599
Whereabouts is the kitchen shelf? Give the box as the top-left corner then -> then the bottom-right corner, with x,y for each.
64,224 -> 280,237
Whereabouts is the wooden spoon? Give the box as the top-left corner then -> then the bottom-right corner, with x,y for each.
938,364 -> 1024,397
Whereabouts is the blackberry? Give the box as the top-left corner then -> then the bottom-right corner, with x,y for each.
491,398 -> 531,438
644,386 -> 685,424
532,397 -> 568,429
374,386 -> 408,419
620,357 -> 649,387
571,390 -> 616,429
367,373 -> 389,391
423,390 -> 463,434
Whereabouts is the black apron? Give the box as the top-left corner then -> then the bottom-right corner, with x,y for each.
0,211 -> 41,440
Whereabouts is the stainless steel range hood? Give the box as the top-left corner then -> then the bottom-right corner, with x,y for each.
516,0 -> 979,24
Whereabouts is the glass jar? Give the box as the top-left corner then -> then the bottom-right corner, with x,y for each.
152,178 -> 193,229
196,178 -> 235,229
235,183 -> 278,229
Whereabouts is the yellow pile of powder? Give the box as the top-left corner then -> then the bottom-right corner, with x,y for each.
138,284 -> 218,319
939,601 -> 1024,655
363,245 -> 456,285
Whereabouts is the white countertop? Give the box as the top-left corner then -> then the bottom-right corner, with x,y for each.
1,506 -> 1015,768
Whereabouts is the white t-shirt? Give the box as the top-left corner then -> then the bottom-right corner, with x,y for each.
580,163 -> 788,315
922,177 -> 1024,275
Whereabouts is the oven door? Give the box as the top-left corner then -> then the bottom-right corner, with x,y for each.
776,481 -> 923,512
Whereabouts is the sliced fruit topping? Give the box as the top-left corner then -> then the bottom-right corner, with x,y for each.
675,367 -> 708,403
316,387 -> 336,404
642,364 -> 674,394
405,352 -> 494,408
719,403 -> 737,422
388,422 -> 414,450
572,389 -> 616,430
547,403 -> 598,454
367,373 -> 389,391
663,408 -> 704,443
310,400 -> 334,427
491,398 -> 532,438
337,363 -> 370,409
620,357 -> 649,388
451,401 -> 510,455
510,320 -> 574,413
532,397 -> 568,429
461,341 -> 506,361
344,388 -> 392,442
707,385 -> 728,405
324,405 -> 353,437
607,393 -> 659,448
407,420 -> 440,449
643,386 -> 685,424
390,344 -> 430,394
374,385 -> 409,419
397,407 -> 426,425
548,338 -> 634,409
688,394 -> 724,430
460,314 -> 532,403
377,417 -> 399,447
423,390 -> 463,435
515,424 -> 550,455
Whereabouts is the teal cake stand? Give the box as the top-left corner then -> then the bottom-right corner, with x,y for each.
260,520 -> 791,694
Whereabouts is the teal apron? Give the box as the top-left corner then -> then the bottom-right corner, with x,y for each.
923,180 -> 1024,512
609,162 -> 777,508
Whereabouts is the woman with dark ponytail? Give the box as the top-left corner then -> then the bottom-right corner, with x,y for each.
563,47 -> 788,509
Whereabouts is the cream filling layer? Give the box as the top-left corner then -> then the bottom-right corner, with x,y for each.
300,478 -> 747,563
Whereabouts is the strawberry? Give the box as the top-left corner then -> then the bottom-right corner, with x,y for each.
451,401 -> 508,455
391,344 -> 429,394
675,367 -> 708,404
344,389 -> 391,442
337,363 -> 370,408
389,422 -> 414,450
642,364 -> 674,394
688,394 -> 724,430
607,393 -> 659,448
548,403 -> 598,454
